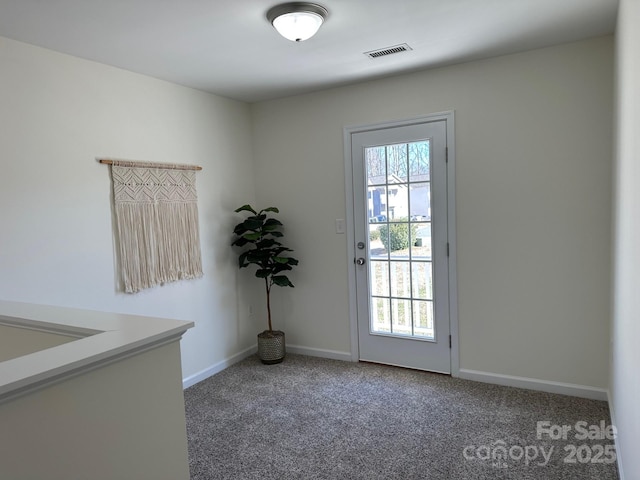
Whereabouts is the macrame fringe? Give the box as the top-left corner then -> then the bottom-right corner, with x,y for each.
115,201 -> 203,293
110,161 -> 203,293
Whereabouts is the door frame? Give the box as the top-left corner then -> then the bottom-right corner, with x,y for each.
343,111 -> 459,376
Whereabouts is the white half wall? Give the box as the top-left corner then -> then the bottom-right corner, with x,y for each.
251,36 -> 613,390
0,36 -> 261,380
0,341 -> 191,480
610,1 -> 640,478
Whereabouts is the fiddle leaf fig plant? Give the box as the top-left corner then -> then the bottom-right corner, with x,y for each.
231,204 -> 299,332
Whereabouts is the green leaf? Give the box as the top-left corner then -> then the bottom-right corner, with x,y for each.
231,237 -> 249,247
233,223 -> 248,235
272,264 -> 292,274
261,207 -> 280,214
255,269 -> 271,278
256,238 -> 278,249
272,275 -> 294,287
235,204 -> 257,214
238,251 -> 250,268
274,256 -> 289,264
248,250 -> 270,260
243,232 -> 261,241
263,218 -> 283,230
245,257 -> 265,268
244,218 -> 264,231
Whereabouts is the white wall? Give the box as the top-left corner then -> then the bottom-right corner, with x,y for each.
0,37 -> 260,380
251,36 -> 613,389
611,1 -> 640,478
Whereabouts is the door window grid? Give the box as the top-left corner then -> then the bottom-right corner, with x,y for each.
366,141 -> 435,340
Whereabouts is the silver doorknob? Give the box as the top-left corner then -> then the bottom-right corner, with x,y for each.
356,257 -> 366,265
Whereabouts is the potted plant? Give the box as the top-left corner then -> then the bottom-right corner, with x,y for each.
231,204 -> 299,364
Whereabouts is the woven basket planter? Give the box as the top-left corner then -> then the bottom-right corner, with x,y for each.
257,330 -> 286,364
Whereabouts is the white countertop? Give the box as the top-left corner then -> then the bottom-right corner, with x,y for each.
0,301 -> 193,404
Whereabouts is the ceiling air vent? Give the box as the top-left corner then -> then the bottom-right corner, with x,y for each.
365,43 -> 412,59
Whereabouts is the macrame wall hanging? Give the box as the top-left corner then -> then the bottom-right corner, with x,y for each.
100,159 -> 203,293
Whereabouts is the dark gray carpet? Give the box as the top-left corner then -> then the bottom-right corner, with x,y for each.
184,354 -> 618,480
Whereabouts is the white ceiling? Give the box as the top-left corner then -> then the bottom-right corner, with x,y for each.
0,0 -> 618,103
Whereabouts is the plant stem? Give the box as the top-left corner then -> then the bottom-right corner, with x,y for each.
265,277 -> 272,332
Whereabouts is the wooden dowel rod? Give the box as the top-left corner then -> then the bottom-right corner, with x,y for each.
98,159 -> 202,171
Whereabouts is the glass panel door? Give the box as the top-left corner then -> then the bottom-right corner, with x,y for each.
351,119 -> 450,373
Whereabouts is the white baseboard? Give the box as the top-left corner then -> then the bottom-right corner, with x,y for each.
607,390 -> 625,480
182,345 -> 256,389
182,344 -> 351,389
458,368 -> 608,401
185,351 -> 608,402
286,344 -> 353,362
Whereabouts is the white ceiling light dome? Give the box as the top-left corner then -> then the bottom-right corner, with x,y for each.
267,2 -> 328,42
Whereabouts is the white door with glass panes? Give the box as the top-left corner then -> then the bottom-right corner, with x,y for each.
349,118 -> 451,373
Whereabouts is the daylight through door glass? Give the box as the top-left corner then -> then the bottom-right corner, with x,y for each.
366,141 -> 434,340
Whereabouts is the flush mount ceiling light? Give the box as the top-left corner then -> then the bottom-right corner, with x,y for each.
266,2 -> 328,42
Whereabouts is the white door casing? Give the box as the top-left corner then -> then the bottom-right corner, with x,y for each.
344,112 -> 458,375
